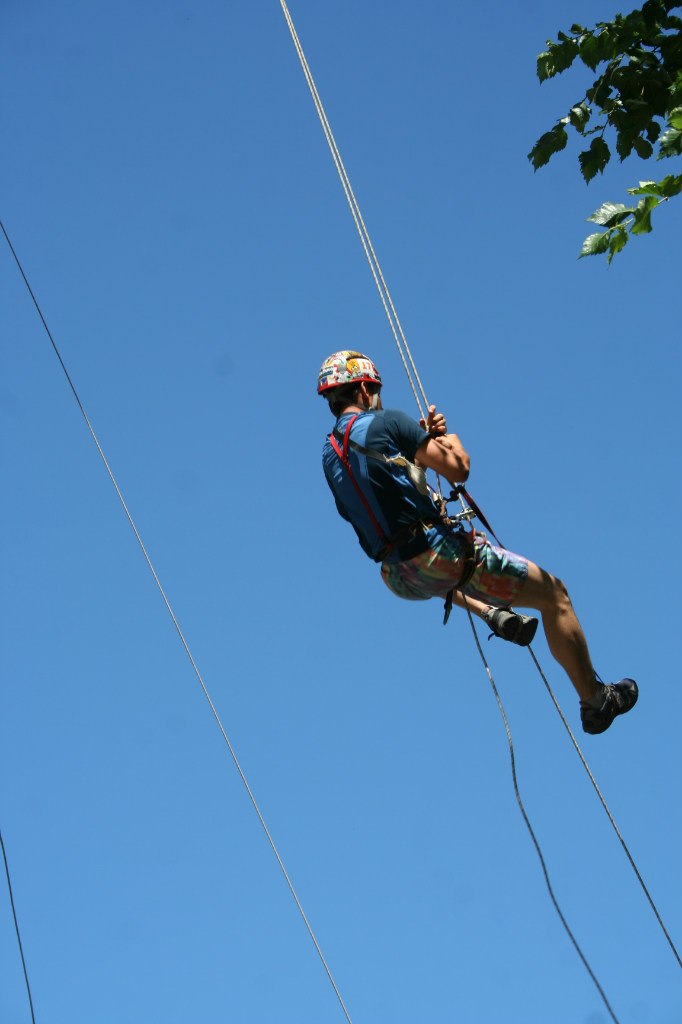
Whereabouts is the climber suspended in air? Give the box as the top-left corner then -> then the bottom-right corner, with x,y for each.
319,350 -> 638,735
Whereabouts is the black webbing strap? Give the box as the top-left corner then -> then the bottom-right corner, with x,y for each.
452,485 -> 504,548
442,529 -> 478,624
442,484 -> 509,625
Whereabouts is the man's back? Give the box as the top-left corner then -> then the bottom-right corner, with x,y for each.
322,407 -> 436,562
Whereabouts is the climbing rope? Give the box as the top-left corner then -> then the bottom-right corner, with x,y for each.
527,648 -> 682,970
477,521 -> 681,971
462,601 -> 621,1024
5,7 -> 678,1018
0,218 -> 354,1024
279,0 -> 681,979
278,0 -> 429,423
1,827 -> 37,1024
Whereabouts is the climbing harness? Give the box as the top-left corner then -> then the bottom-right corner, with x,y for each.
332,426 -> 430,495
329,415 -> 477,583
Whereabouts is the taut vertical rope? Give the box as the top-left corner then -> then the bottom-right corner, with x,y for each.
278,0 -> 429,422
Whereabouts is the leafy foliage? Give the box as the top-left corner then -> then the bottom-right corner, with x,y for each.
529,1 -> 682,260
580,174 -> 682,261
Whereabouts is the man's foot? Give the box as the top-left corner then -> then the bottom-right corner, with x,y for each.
484,607 -> 539,647
580,678 -> 639,735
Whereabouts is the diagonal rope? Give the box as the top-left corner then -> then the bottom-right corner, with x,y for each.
278,0 -> 429,422
0,217 -> 354,1024
527,647 -> 682,970
462,601 -> 621,1023
460,519 -> 680,968
1,828 -> 37,1024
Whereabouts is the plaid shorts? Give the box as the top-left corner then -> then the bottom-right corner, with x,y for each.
380,528 -> 528,607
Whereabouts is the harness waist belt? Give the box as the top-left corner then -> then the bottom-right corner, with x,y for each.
384,519 -> 478,592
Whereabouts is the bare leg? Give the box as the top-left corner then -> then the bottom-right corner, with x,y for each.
449,591 -> 490,620
445,565 -> 598,701
500,562 -> 599,702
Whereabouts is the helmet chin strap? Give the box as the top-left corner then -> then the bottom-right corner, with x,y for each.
369,392 -> 380,410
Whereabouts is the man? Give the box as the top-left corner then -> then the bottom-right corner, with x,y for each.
319,350 -> 638,735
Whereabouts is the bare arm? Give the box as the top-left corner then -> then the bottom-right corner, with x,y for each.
415,404 -> 470,483
415,432 -> 470,484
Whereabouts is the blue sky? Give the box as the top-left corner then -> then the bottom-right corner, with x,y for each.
1,2 -> 680,1022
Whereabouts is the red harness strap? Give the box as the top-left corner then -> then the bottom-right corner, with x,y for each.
328,415 -> 391,553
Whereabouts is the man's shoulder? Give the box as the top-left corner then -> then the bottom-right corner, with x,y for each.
370,407 -> 425,438
371,407 -> 419,430
367,408 -> 429,459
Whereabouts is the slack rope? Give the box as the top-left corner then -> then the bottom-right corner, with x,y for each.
462,600 -> 621,1023
1,217 -> 355,1024
1,828 -> 37,1024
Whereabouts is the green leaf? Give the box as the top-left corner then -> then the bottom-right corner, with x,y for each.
669,72 -> 682,109
579,33 -> 600,70
631,194 -> 659,234
552,37 -> 580,73
537,37 -> 580,80
656,173 -> 682,198
669,107 -> 682,131
587,201 -> 633,226
629,179 -> 665,197
633,136 -> 654,158
622,97 -> 654,115
536,50 -> 554,82
640,76 -> 671,117
616,127 -> 638,160
607,226 -> 629,264
569,102 -> 591,131
663,14 -> 682,33
593,27 -> 619,64
579,137 -> 611,182
579,230 -> 612,257
658,126 -> 682,158
630,174 -> 682,200
528,124 -> 568,169
588,68 -> 616,108
646,121 -> 661,143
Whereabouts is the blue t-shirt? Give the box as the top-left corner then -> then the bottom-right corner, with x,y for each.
322,408 -> 437,562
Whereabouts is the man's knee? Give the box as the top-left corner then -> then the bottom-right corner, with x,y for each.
526,563 -> 572,610
547,574 -> 572,611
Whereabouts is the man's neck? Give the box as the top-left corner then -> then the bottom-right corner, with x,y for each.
341,401 -> 380,417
